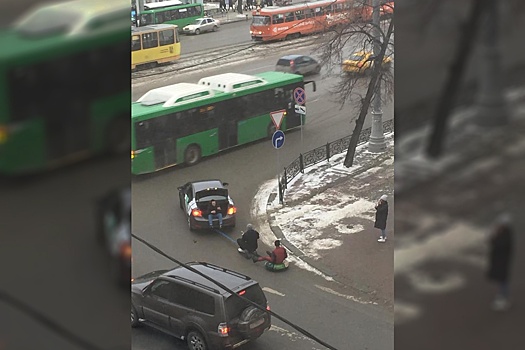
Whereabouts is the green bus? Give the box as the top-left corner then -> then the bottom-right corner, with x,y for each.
0,0 -> 130,175
132,71 -> 315,175
138,2 -> 204,29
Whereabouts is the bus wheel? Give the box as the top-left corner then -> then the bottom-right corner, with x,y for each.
267,123 -> 277,139
184,145 -> 201,165
107,117 -> 130,155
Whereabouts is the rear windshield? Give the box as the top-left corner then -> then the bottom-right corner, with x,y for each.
225,284 -> 267,320
276,59 -> 291,66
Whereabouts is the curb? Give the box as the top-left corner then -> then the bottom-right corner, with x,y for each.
264,136 -> 394,279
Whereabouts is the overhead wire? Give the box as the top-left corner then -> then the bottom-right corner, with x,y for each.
131,232 -> 340,350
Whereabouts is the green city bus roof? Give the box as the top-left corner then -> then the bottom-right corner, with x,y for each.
132,71 -> 304,121
0,0 -> 129,66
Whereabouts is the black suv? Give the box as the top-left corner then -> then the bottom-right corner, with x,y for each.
131,262 -> 271,350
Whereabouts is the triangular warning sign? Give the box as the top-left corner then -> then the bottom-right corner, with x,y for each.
270,110 -> 286,130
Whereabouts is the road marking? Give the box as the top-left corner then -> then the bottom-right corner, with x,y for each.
269,325 -> 323,349
394,301 -> 421,325
262,287 -> 286,296
315,285 -> 378,305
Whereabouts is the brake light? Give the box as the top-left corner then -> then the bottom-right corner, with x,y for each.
266,304 -> 270,311
238,290 -> 246,296
120,243 -> 132,259
0,125 -> 8,144
227,206 -> 236,215
218,322 -> 230,336
191,209 -> 202,217
290,60 -> 294,67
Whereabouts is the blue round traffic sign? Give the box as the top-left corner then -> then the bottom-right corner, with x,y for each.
272,130 -> 285,149
293,87 -> 306,105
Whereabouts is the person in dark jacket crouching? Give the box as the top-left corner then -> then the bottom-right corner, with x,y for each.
237,224 -> 260,258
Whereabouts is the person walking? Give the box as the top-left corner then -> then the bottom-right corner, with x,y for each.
487,213 -> 514,311
207,199 -> 223,228
237,224 -> 260,258
374,194 -> 389,242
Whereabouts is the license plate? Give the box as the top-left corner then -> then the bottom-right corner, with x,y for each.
250,318 -> 264,329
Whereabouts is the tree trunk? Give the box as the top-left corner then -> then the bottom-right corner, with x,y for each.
343,17 -> 395,168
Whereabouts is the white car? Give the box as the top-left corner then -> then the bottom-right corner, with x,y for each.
182,17 -> 220,35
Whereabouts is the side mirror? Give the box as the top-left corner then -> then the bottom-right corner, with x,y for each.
223,182 -> 229,186
177,186 -> 183,191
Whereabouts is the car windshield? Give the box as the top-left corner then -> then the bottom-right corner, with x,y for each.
225,285 -> 267,320
193,19 -> 203,25
252,15 -> 270,26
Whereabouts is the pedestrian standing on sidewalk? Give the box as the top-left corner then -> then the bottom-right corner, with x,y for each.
374,194 -> 389,242
487,213 -> 514,311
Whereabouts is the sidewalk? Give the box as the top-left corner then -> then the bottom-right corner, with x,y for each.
204,3 -> 254,24
394,88 -> 525,350
262,133 -> 395,310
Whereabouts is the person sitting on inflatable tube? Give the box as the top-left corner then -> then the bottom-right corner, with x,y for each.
253,240 -> 288,271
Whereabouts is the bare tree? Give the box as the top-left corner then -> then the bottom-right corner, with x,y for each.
314,1 -> 394,167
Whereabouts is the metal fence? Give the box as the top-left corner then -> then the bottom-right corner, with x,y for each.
278,119 -> 394,203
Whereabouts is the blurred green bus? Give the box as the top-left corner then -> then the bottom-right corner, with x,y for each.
138,2 -> 204,29
131,72 -> 312,175
0,0 -> 130,175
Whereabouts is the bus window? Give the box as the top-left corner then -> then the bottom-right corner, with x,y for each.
252,15 -> 270,26
159,29 -> 175,46
140,13 -> 155,25
305,9 -> 315,18
142,32 -> 158,49
272,14 -> 284,24
295,10 -> 305,20
284,12 -> 295,22
315,7 -> 324,16
132,35 -> 141,51
179,8 -> 188,19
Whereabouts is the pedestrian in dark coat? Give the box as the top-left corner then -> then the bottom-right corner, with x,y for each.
374,194 -> 389,242
487,213 -> 514,310
237,223 -> 260,258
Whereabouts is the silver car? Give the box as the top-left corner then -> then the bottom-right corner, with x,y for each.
275,55 -> 321,76
182,17 -> 220,35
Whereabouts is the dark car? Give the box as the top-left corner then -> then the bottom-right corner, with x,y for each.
178,180 -> 236,231
96,187 -> 131,286
275,54 -> 321,76
131,262 -> 271,350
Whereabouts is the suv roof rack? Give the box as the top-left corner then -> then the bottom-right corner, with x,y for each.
193,262 -> 252,281
197,73 -> 267,94
165,275 -> 222,295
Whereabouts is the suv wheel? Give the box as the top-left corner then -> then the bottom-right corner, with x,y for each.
131,305 -> 139,327
187,330 -> 207,350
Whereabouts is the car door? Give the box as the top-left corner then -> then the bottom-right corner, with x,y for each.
205,18 -> 212,32
302,56 -> 314,74
178,182 -> 191,212
141,279 -> 172,328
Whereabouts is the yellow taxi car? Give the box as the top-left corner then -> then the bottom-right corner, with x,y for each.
342,51 -> 392,74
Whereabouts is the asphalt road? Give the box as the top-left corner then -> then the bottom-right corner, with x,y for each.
0,156 -> 131,350
131,36 -> 394,349
179,17 -> 253,54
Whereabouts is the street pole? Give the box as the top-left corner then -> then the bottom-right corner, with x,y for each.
137,0 -> 144,26
475,0 -> 508,126
367,0 -> 386,153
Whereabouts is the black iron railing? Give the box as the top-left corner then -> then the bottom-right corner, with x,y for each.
278,119 -> 394,203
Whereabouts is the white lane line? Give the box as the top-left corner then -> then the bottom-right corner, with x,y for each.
262,287 -> 286,296
315,285 -> 378,305
269,325 -> 323,349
